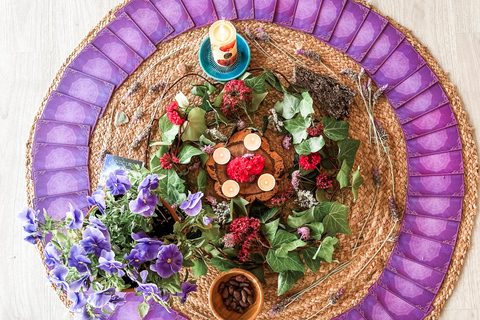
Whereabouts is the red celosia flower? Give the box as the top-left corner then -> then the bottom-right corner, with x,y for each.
159,152 -> 179,169
316,174 -> 333,189
227,154 -> 265,183
299,152 -> 322,170
166,102 -> 185,125
307,122 -> 323,137
227,217 -> 262,262
221,80 -> 252,117
271,185 -> 294,205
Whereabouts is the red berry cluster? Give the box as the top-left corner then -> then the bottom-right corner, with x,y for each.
307,122 -> 323,137
299,152 -> 322,170
227,154 -> 265,183
316,173 -> 333,189
227,217 -> 262,262
166,101 -> 185,125
159,152 -> 179,169
221,80 -> 252,117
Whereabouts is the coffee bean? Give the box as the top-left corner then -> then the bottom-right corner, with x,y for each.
229,280 -> 239,286
241,290 -> 247,303
233,290 -> 241,301
231,302 -> 237,310
222,287 -> 229,299
227,305 -> 234,311
239,282 -> 249,288
239,300 -> 248,308
234,275 -> 247,282
247,296 -> 254,304
225,296 -> 232,306
228,285 -> 234,295
218,283 -> 225,293
243,287 -> 252,295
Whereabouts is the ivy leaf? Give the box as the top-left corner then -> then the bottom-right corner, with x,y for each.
299,92 -> 315,118
336,160 -> 351,189
275,239 -> 308,257
181,108 -> 207,142
282,92 -> 301,119
337,139 -> 360,169
175,92 -> 189,109
239,72 -> 253,80
264,219 -> 279,243
249,201 -> 278,223
249,92 -> 268,112
230,197 -> 249,216
313,236 -> 338,262
260,207 -> 278,223
266,250 -> 305,273
287,207 -> 315,228
323,202 -> 352,236
213,93 -> 223,108
158,114 -> 179,144
199,134 -> 215,146
251,267 -> 266,284
321,117 -> 350,141
158,169 -> 186,205
192,259 -> 208,278
315,189 -> 329,203
197,170 -> 207,193
138,302 -> 150,318
314,202 -> 333,222
177,145 -> 205,164
278,270 -> 304,295
271,230 -> 298,249
245,74 -> 266,93
302,247 -> 322,273
210,257 -> 239,272
294,136 -> 325,155
205,82 -> 216,94
351,169 -> 364,202
264,68 -> 285,92
284,115 -> 312,144
274,101 -> 283,114
307,222 -> 324,240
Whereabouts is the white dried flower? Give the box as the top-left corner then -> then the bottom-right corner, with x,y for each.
268,108 -> 284,132
205,128 -> 227,141
295,190 -> 319,209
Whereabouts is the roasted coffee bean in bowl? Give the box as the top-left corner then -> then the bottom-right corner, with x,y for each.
209,268 -> 264,320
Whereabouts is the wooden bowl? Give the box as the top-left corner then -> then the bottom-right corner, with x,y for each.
208,268 -> 264,320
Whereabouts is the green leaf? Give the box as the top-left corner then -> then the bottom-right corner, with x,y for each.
337,139 -> 360,169
266,250 -> 305,273
261,207 -> 279,223
314,202 -> 333,222
192,259 -> 208,278
308,222 -> 324,240
238,72 -> 253,80
249,92 -> 268,112
264,219 -> 279,243
302,247 -> 322,273
264,68 -> 285,92
199,134 -> 215,146
315,189 -> 329,203
205,82 -> 216,94
273,101 -> 283,114
282,92 -> 301,119
313,236 -> 338,262
271,230 -> 298,249
213,93 -> 223,108
192,85 -> 208,98
175,92 -> 189,109
158,114 -> 179,144
177,145 -> 205,164
275,239 -> 308,258
321,117 -> 350,141
336,160 -> 351,189
284,115 -> 312,144
230,197 -> 249,216
245,74 -> 266,93
138,302 -> 150,318
210,257 -> 239,272
197,170 -> 207,193
322,202 -> 352,236
299,92 -> 315,118
294,136 -> 325,155
181,108 -> 207,142
250,267 -> 266,284
351,169 -> 364,202
149,141 -> 170,146
278,270 -> 304,295
287,207 -> 315,228
158,169 -> 186,205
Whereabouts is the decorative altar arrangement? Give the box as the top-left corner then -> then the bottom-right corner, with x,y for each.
20,0 -> 478,320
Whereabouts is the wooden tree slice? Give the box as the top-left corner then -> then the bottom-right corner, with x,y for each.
206,129 -> 284,202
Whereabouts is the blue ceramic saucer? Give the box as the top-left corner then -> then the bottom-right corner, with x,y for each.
199,34 -> 251,81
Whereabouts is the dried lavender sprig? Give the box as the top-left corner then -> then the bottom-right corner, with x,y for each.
138,46 -> 186,82
296,49 -> 336,77
389,197 -> 400,222
303,289 -> 345,320
352,167 -> 381,253
130,122 -> 153,150
373,84 -> 388,105
244,27 -> 279,64
98,101 -> 118,164
256,27 -> 307,68
125,81 -> 141,100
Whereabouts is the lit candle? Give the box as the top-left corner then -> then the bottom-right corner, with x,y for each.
209,20 -> 238,67
244,133 -> 262,151
213,147 -> 231,165
258,174 -> 275,191
222,180 -> 240,198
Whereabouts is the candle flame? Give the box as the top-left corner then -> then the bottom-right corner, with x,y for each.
219,25 -> 227,41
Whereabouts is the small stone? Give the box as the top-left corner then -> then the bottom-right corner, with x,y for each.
177,63 -> 188,75
114,110 -> 129,127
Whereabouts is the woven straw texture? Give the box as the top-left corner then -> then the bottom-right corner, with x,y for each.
24,0 -> 479,319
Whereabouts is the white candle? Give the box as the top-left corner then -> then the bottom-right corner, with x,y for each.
213,147 -> 231,165
222,180 -> 240,197
209,20 -> 238,67
244,133 -> 262,151
258,174 -> 275,191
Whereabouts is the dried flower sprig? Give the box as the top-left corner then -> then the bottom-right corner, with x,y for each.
295,190 -> 319,209
268,108 -> 284,132
350,235 -> 398,252
205,128 -> 227,142
245,27 -> 279,65
98,100 -> 118,165
303,289 -> 345,320
296,49 -> 336,78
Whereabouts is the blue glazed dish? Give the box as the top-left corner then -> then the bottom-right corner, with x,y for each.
199,34 -> 251,81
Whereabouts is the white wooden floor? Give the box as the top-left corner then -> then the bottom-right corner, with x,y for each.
0,1 -> 478,319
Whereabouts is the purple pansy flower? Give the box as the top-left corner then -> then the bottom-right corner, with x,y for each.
203,216 -> 214,226
179,192 -> 203,216
129,189 -> 158,217
106,170 -> 132,196
88,216 -> 107,231
175,282 -> 198,304
150,244 -> 183,278
17,207 -> 38,225
107,294 -> 126,309
124,248 -> 147,268
87,287 -> 116,308
135,270 -> 170,302
66,203 -> 85,229
44,242 -> 61,267
69,274 -> 90,292
47,265 -> 69,291
132,232 -> 163,261
87,190 -> 106,215
68,291 -> 88,313
68,245 -> 91,273
98,250 -> 125,276
80,227 -> 111,257
139,174 -> 159,192
24,229 -> 43,244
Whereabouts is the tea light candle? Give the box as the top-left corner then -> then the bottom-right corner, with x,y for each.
258,174 -> 275,191
213,147 -> 231,165
244,133 -> 262,151
222,180 -> 240,198
209,20 -> 238,67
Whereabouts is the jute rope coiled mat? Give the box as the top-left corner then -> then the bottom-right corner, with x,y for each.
24,0 -> 479,319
